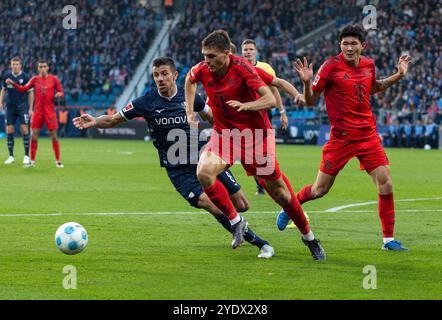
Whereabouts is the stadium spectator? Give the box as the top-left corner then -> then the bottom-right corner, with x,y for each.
58,106 -> 69,138
383,119 -> 400,148
424,118 -> 438,149
164,0 -> 174,19
413,119 -> 425,148
400,119 -> 413,148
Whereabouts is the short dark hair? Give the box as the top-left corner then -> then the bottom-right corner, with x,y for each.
37,59 -> 48,65
339,25 -> 366,43
229,42 -> 237,54
202,29 -> 231,51
10,56 -> 21,63
241,39 -> 256,48
152,57 -> 177,72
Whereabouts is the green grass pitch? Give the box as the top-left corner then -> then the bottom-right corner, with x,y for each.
0,138 -> 441,299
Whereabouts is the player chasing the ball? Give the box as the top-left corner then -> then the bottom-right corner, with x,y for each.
73,57 -> 275,259
185,30 -> 326,260
278,25 -> 411,251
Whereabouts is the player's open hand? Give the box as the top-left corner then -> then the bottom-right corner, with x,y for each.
73,113 -> 96,130
397,55 -> 412,76
227,100 -> 248,112
280,113 -> 288,130
55,92 -> 63,99
293,57 -> 314,83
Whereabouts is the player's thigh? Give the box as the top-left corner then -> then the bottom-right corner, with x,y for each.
18,109 -> 30,127
320,138 -> 354,176
31,112 -> 44,130
217,169 -> 241,196
197,150 -> 230,179
357,135 -> 390,175
166,165 -> 204,208
44,112 -> 59,132
6,110 -> 18,130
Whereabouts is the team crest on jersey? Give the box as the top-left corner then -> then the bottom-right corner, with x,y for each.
123,103 -> 134,112
19,79 -> 24,84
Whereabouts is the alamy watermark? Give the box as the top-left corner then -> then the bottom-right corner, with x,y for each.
362,265 -> 377,290
63,265 -> 77,289
62,5 -> 77,30
166,127 -> 277,176
362,5 -> 377,30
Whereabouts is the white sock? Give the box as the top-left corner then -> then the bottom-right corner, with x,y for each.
302,231 -> 315,241
383,237 -> 394,244
229,215 -> 241,226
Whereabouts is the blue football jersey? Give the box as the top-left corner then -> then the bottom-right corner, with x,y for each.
2,71 -> 32,108
120,87 -> 207,167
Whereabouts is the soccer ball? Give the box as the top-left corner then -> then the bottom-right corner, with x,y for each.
55,222 -> 88,255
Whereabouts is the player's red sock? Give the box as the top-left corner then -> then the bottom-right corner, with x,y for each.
297,184 -> 313,204
52,139 -> 60,161
204,180 -> 238,222
30,139 -> 38,161
378,193 -> 395,238
281,174 -> 310,235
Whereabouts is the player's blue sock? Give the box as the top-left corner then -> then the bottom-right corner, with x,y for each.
7,134 -> 14,157
244,229 -> 268,249
23,133 -> 30,156
215,214 -> 268,249
215,214 -> 233,233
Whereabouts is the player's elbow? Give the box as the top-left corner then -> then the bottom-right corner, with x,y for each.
266,93 -> 276,108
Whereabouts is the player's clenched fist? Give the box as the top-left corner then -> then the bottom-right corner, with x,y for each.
73,113 -> 96,130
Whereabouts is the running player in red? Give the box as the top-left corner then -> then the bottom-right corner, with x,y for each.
185,30 -> 326,260
6,59 -> 64,168
282,25 -> 411,251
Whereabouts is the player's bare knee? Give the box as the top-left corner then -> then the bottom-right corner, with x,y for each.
196,169 -> 215,187
235,198 -> 249,212
378,179 -> 393,194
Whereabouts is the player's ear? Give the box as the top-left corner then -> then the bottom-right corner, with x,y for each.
361,42 -> 367,50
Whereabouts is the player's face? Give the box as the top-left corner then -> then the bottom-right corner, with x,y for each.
340,36 -> 366,64
38,63 -> 49,76
242,44 -> 257,64
10,60 -> 22,74
152,64 -> 178,96
202,47 -> 230,74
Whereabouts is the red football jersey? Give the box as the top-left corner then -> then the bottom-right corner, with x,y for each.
312,53 -> 377,140
13,74 -> 64,113
189,54 -> 272,132
255,66 -> 275,85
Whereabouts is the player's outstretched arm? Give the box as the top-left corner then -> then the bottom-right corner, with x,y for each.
269,86 -> 288,130
72,112 -> 124,130
7,77 -> 35,93
293,57 -> 320,106
271,77 -> 305,106
227,85 -> 276,112
184,73 -> 199,126
371,55 -> 412,94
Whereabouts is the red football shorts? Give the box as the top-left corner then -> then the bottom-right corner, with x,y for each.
31,111 -> 59,131
204,129 -> 282,181
320,134 -> 389,176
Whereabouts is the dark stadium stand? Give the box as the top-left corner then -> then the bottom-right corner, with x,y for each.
0,0 -> 164,111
